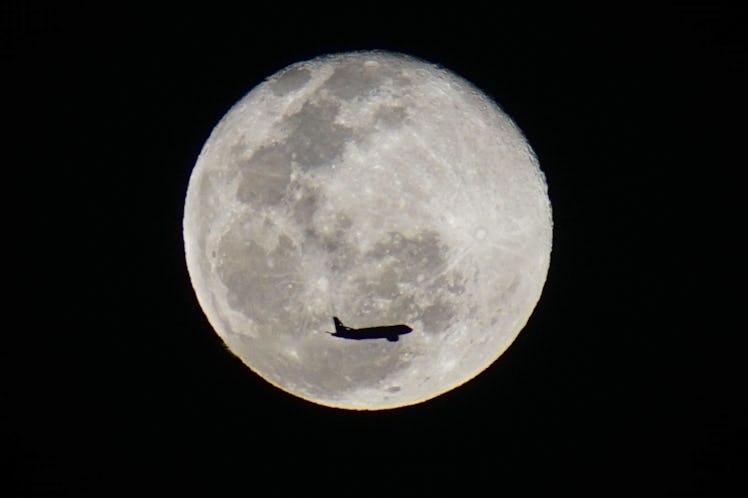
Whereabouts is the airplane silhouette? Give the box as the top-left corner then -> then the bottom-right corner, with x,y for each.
327,316 -> 413,342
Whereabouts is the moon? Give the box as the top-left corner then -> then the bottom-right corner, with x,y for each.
183,51 -> 552,410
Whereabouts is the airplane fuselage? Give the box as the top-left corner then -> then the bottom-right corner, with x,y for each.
329,317 -> 412,342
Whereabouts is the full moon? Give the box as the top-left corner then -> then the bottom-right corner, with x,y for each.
183,51 -> 552,410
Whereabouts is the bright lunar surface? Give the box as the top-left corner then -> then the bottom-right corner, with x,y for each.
183,51 -> 552,410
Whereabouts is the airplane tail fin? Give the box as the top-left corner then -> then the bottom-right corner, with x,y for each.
333,316 -> 345,334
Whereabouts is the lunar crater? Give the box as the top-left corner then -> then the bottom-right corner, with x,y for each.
269,66 -> 312,96
284,101 -> 353,169
374,105 -> 408,128
322,61 -> 396,101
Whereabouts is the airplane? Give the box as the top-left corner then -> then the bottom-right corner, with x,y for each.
327,316 -> 413,342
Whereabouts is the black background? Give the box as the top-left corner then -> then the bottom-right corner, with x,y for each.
4,3 -> 745,496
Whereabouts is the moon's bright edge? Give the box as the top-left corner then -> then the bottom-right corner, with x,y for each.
183,51 -> 552,410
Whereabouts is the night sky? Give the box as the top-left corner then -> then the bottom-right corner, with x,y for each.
5,4 -> 744,496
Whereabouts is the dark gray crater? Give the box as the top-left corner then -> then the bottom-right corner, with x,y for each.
285,101 -> 352,169
324,62 -> 389,100
269,66 -> 312,96
236,100 -> 353,206
216,221 -> 301,324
